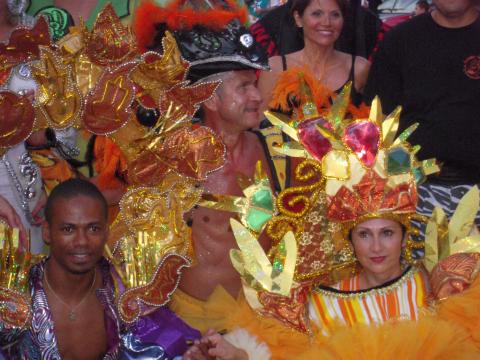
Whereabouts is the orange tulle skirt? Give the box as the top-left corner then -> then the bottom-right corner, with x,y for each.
170,286 -> 311,359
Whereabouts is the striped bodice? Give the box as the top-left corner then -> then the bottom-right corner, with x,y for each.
308,267 -> 429,331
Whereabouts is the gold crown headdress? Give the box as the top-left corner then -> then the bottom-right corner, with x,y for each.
265,81 -> 439,270
228,82 -> 440,332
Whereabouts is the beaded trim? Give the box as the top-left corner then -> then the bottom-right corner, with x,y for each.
2,152 -> 38,224
314,267 -> 417,299
190,55 -> 268,70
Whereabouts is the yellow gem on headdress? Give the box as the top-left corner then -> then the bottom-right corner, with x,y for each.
322,150 -> 349,180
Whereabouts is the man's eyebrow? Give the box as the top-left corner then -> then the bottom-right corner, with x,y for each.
238,80 -> 253,87
57,221 -> 104,226
87,220 -> 107,226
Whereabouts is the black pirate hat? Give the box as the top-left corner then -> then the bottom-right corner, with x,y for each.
134,0 -> 269,81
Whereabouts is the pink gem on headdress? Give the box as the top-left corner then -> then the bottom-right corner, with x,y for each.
297,117 -> 332,161
343,121 -> 380,168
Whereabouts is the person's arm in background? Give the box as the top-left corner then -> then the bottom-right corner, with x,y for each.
0,195 -> 27,245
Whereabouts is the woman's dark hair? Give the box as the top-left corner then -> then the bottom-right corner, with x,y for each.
291,0 -> 348,18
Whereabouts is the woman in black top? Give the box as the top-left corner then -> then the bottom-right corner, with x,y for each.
258,0 -> 370,113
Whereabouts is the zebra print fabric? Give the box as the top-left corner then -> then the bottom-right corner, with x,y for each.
411,182 -> 480,260
416,182 -> 480,225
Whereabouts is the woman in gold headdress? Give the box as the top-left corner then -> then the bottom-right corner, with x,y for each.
186,84 -> 480,358
309,218 -> 429,332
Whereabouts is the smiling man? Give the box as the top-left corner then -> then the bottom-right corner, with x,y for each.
41,179 -> 111,359
8,178 -> 121,359
5,179 -> 199,359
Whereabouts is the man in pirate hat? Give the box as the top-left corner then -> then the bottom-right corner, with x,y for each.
134,0 -> 291,333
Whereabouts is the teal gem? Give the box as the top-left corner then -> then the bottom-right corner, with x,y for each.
387,147 -> 411,175
251,189 -> 274,211
273,259 -> 283,272
245,209 -> 272,232
413,167 -> 426,184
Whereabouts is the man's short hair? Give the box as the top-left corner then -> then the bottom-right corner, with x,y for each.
195,71 -> 234,122
416,0 -> 430,11
197,71 -> 234,95
45,178 -> 108,224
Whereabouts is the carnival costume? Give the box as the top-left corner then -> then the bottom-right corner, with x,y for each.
133,2 -> 297,342
193,73 -> 480,358
0,5 -> 240,358
0,48 -> 45,252
0,226 -> 199,359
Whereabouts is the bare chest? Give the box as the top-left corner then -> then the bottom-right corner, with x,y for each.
49,297 -> 108,360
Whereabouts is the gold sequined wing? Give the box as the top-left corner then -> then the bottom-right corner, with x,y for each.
0,225 -> 43,330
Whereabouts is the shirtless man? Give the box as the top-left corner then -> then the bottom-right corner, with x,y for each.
4,178 -> 200,358
179,70 -> 273,300
9,178 -> 119,359
134,1 -> 285,332
41,179 -> 110,359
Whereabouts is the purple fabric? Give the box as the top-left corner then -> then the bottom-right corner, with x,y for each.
8,257 -> 199,359
25,257 -> 121,358
133,307 -> 201,357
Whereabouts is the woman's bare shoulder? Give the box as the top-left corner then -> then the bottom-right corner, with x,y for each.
334,50 -> 352,63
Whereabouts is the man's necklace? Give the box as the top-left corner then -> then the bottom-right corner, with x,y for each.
44,267 -> 97,322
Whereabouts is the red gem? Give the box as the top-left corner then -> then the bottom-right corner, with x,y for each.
297,117 -> 332,161
343,121 -> 380,168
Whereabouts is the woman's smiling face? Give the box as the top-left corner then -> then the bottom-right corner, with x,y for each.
294,0 -> 344,47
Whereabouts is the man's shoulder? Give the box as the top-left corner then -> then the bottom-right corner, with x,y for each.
383,14 -> 433,43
